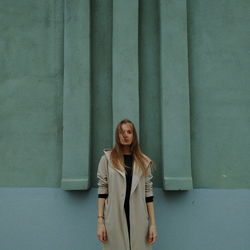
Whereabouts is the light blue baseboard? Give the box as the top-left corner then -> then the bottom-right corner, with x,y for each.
0,188 -> 249,250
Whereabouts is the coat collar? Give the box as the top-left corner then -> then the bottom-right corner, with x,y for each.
103,149 -> 151,196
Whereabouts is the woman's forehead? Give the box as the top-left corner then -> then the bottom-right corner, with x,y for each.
120,123 -> 133,131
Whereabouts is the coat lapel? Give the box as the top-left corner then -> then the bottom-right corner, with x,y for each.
103,149 -> 126,178
130,160 -> 142,196
115,163 -> 126,178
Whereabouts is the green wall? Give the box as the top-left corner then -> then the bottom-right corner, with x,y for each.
0,0 -> 249,189
188,0 -> 250,188
0,0 -> 63,187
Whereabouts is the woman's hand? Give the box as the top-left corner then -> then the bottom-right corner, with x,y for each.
97,220 -> 108,243
147,224 -> 158,245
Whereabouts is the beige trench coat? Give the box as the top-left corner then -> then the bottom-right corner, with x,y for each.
97,149 -> 154,250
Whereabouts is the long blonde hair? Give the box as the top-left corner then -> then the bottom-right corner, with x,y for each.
110,119 -> 151,176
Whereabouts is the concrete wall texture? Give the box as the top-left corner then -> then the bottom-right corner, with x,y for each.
0,0 -> 249,249
0,188 -> 250,250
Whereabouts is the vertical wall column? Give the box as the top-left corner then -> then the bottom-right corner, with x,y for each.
61,0 -> 90,190
112,0 -> 140,132
160,0 -> 193,190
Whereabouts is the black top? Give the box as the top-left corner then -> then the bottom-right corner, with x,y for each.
98,155 -> 153,203
123,154 -> 133,208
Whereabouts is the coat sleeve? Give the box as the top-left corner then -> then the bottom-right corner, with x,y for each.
145,162 -> 154,198
97,155 -> 109,195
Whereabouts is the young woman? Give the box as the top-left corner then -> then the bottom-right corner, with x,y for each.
96,119 -> 158,250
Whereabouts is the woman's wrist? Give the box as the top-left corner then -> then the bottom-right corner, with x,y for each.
97,216 -> 105,224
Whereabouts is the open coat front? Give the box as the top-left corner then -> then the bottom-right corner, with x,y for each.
97,149 -> 154,250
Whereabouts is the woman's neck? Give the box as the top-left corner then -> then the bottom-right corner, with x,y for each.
121,146 -> 132,155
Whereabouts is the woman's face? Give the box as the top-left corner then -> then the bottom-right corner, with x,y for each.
119,123 -> 133,146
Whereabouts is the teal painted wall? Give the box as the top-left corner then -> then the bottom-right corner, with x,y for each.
0,0 -> 250,249
188,0 -> 250,188
90,0 -> 114,188
0,0 -> 63,187
1,0 -> 249,189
